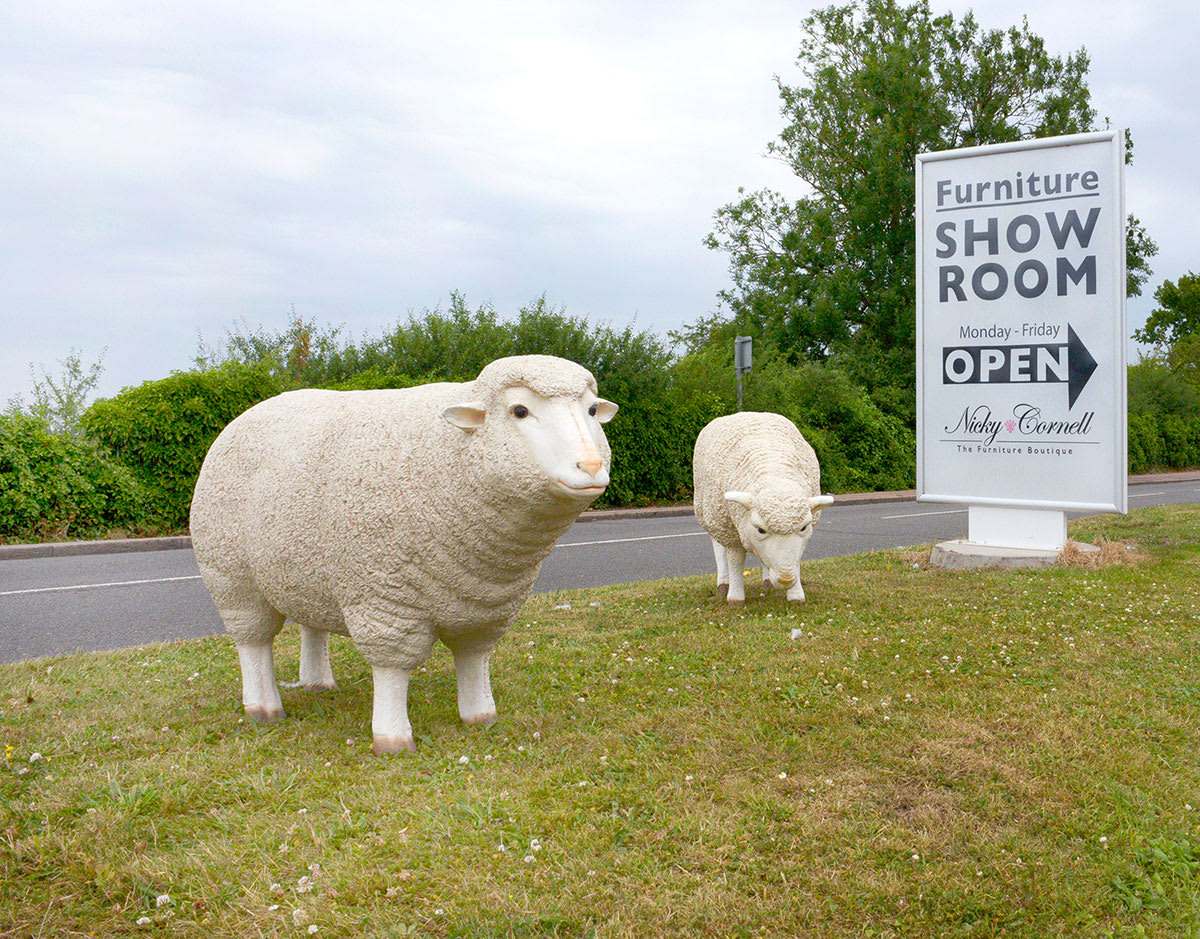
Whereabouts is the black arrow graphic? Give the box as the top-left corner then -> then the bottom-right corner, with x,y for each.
941,325 -> 1097,409
1065,325 -> 1096,407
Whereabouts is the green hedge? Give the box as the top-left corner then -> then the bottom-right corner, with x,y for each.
673,349 -> 917,493
80,364 -> 281,529
0,411 -> 144,541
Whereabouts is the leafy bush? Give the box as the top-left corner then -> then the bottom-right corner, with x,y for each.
672,348 -> 916,493
597,386 -> 725,507
1126,356 -> 1200,473
81,364 -> 281,528
0,411 -> 144,542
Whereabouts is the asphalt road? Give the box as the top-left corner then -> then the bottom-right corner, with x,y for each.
2,478 -> 1197,664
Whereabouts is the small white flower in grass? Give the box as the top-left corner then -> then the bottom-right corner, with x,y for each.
137,916 -> 152,926
530,838 -> 542,852
517,746 -> 526,753
295,876 -> 313,894
778,772 -> 787,780
297,808 -> 307,816
155,894 -> 171,907
292,908 -> 310,926
532,731 -> 541,740
269,883 -> 283,894
1099,836 -> 1107,843
577,697 -> 586,704
308,926 -> 319,935
911,854 -> 920,861
685,775 -> 693,782
1188,804 -> 1194,812
268,904 -> 279,911
29,753 -> 42,762
497,843 -> 507,853
523,855 -> 535,863
434,908 -> 445,915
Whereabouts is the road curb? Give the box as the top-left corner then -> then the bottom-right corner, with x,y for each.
4,471 -> 1197,561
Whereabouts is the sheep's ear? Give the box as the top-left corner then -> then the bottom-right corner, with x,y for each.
593,398 -> 618,424
724,491 -> 755,511
808,494 -> 835,519
442,401 -> 487,432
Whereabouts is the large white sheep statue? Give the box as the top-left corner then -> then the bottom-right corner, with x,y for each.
190,355 -> 617,754
693,411 -> 833,606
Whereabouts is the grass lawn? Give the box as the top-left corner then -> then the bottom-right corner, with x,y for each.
3,504 -> 1200,938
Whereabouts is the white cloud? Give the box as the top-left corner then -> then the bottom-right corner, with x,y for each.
0,0 -> 1194,402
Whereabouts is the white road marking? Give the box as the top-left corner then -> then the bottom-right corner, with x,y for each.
880,509 -> 967,520
0,575 -> 203,598
558,531 -> 708,548
1130,491 -> 1165,497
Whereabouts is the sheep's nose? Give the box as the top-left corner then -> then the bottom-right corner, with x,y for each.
578,456 -> 604,475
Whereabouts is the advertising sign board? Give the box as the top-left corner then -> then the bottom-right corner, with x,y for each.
915,131 -> 1127,514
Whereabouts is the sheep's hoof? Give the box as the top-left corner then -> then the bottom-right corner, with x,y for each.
717,583 -> 729,598
302,681 -> 339,692
462,711 -> 498,727
373,734 -> 417,755
727,598 -> 745,608
245,705 -> 285,723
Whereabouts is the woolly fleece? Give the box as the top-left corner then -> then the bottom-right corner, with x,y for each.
692,411 -> 822,548
190,355 -> 612,739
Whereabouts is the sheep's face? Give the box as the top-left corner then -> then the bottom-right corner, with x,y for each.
725,490 -> 834,587
444,386 -> 617,501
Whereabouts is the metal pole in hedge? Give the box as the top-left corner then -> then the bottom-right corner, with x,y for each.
734,335 -> 752,411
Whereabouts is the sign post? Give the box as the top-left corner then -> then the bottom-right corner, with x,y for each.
915,131 -> 1127,558
734,335 -> 752,411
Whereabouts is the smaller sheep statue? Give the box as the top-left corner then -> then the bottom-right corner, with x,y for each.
693,411 -> 834,606
190,355 -> 616,754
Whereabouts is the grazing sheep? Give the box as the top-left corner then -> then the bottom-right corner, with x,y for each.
190,355 -> 617,754
693,412 -> 833,606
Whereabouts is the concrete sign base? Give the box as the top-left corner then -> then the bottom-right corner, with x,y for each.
928,539 -> 1099,570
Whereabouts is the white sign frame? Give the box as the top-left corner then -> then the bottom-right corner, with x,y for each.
915,130 -> 1127,515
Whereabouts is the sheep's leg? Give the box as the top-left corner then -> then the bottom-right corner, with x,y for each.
204,572 -> 285,722
298,625 -> 338,690
786,568 -> 806,603
711,538 -> 729,598
236,642 -> 285,722
370,666 -> 416,754
453,648 -> 498,726
725,545 -> 747,606
762,565 -> 775,589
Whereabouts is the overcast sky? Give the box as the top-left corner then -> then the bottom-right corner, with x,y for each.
2,0 -> 1196,404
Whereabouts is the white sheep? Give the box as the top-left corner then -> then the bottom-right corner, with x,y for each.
693,411 -> 833,605
190,355 -> 617,754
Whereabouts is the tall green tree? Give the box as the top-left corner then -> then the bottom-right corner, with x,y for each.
1133,272 -> 1200,348
706,0 -> 1156,409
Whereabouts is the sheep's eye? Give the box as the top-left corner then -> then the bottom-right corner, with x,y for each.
512,405 -> 529,419
800,523 -> 811,533
755,526 -> 766,535
588,403 -> 598,417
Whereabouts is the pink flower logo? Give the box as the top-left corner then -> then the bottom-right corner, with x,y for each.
1004,420 -> 1017,433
